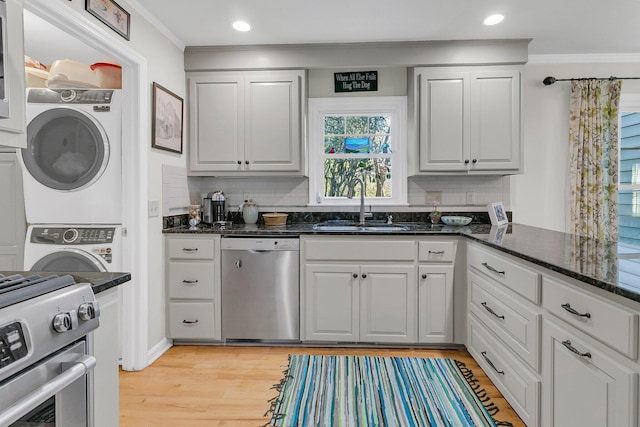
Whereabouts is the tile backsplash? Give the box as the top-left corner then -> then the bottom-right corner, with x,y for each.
188,175 -> 510,214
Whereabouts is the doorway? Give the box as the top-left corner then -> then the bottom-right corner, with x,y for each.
24,0 -> 150,371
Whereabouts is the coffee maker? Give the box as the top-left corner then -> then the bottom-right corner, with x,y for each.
202,191 -> 226,224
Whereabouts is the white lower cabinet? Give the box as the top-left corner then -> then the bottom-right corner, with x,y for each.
301,237 -> 418,344
359,265 -> 416,343
418,264 -> 454,343
165,235 -> 221,340
304,264 -> 359,341
304,263 -> 416,343
91,287 -> 119,427
542,318 -> 638,427
468,315 -> 541,426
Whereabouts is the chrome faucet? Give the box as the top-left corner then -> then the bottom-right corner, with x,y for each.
347,178 -> 366,224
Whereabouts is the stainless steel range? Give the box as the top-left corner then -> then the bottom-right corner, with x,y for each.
0,273 -> 100,426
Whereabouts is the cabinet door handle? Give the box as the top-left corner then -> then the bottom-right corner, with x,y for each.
237,160 -> 242,165
561,303 -> 591,318
482,262 -> 505,275
361,273 -> 367,278
421,274 -> 427,279
481,302 -> 505,319
464,159 -> 470,164
182,279 -> 199,284
353,273 -> 358,278
428,250 -> 445,255
472,158 -> 477,164
245,160 -> 250,165
562,340 -> 592,358
182,248 -> 198,252
182,319 -> 199,324
481,351 -> 504,375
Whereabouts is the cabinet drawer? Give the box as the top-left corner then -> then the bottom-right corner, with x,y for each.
168,302 -> 216,339
468,244 -> 540,304
543,276 -> 638,360
469,270 -> 541,371
304,239 -> 416,262
468,315 -> 540,426
168,262 -> 215,299
418,241 -> 456,262
167,238 -> 215,260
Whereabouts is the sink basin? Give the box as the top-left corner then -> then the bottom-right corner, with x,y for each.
313,223 -> 410,232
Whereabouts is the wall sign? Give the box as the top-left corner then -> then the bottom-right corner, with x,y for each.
334,71 -> 378,93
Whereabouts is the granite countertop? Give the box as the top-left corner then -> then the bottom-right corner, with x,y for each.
0,271 -> 131,294
164,222 -> 640,304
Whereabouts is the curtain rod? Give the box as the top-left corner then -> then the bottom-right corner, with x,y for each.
543,76 -> 640,85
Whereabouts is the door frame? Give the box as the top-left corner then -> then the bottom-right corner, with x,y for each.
24,0 -> 150,370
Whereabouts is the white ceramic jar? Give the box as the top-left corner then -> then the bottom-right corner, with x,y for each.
242,200 -> 259,224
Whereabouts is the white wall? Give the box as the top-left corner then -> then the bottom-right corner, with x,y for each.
512,61 -> 640,232
56,0 -> 187,359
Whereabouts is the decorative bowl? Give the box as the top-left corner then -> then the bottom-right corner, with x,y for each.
263,213 -> 288,226
441,216 -> 472,226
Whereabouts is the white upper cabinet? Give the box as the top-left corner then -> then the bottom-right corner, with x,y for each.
188,70 -> 306,175
0,0 -> 27,145
409,66 -> 522,174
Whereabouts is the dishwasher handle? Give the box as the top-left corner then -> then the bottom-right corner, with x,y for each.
235,259 -> 242,268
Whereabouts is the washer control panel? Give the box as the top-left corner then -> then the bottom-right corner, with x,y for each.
30,227 -> 116,245
27,88 -> 114,104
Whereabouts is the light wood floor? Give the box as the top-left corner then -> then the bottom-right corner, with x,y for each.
119,346 -> 525,426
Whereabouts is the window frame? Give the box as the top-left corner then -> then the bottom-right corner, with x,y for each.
308,96 -> 408,206
618,95 -> 640,247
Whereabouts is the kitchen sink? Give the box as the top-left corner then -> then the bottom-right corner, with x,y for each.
313,223 -> 410,232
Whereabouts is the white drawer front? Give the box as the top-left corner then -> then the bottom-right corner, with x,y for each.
168,238 -> 215,260
468,244 -> 541,304
468,315 -> 541,427
168,262 -> 215,299
304,238 -> 416,261
469,270 -> 541,371
168,302 -> 216,339
418,241 -> 456,263
543,276 -> 639,360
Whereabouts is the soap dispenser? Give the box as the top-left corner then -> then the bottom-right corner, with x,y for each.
241,199 -> 259,224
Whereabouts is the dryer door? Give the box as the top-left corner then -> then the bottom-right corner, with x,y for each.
30,249 -> 106,272
22,108 -> 109,191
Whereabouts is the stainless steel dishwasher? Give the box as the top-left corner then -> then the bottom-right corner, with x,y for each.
221,237 -> 300,341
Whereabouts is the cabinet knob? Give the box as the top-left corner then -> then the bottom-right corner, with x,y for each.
353,273 -> 358,278
245,160 -> 250,165
237,160 -> 242,165
361,273 -> 367,278
464,159 -> 470,164
421,274 -> 427,279
472,159 -> 477,164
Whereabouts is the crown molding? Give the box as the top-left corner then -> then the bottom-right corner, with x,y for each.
528,53 -> 640,64
125,0 -> 185,51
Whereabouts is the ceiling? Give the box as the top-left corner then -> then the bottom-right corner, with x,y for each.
132,0 -> 640,56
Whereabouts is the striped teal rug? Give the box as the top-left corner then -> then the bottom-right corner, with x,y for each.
266,355 -> 511,427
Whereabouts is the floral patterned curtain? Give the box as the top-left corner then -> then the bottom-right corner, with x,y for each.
568,79 -> 622,241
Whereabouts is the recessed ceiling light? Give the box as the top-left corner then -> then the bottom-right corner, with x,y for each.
483,14 -> 504,26
233,21 -> 251,32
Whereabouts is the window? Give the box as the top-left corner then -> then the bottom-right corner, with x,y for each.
618,95 -> 640,247
308,97 -> 407,206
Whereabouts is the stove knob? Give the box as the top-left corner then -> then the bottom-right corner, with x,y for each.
52,313 -> 73,332
78,302 -> 99,320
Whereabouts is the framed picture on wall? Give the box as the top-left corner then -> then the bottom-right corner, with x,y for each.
85,0 -> 131,40
488,202 -> 509,226
152,82 -> 184,154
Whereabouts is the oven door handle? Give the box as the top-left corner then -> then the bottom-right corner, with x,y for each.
0,354 -> 96,426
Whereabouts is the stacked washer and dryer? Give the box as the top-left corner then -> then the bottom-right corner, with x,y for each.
20,88 -> 123,273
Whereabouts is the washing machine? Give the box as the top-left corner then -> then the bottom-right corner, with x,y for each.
23,224 -> 122,273
20,88 -> 122,224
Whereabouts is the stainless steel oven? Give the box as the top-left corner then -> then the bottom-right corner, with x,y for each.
0,274 -> 100,427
